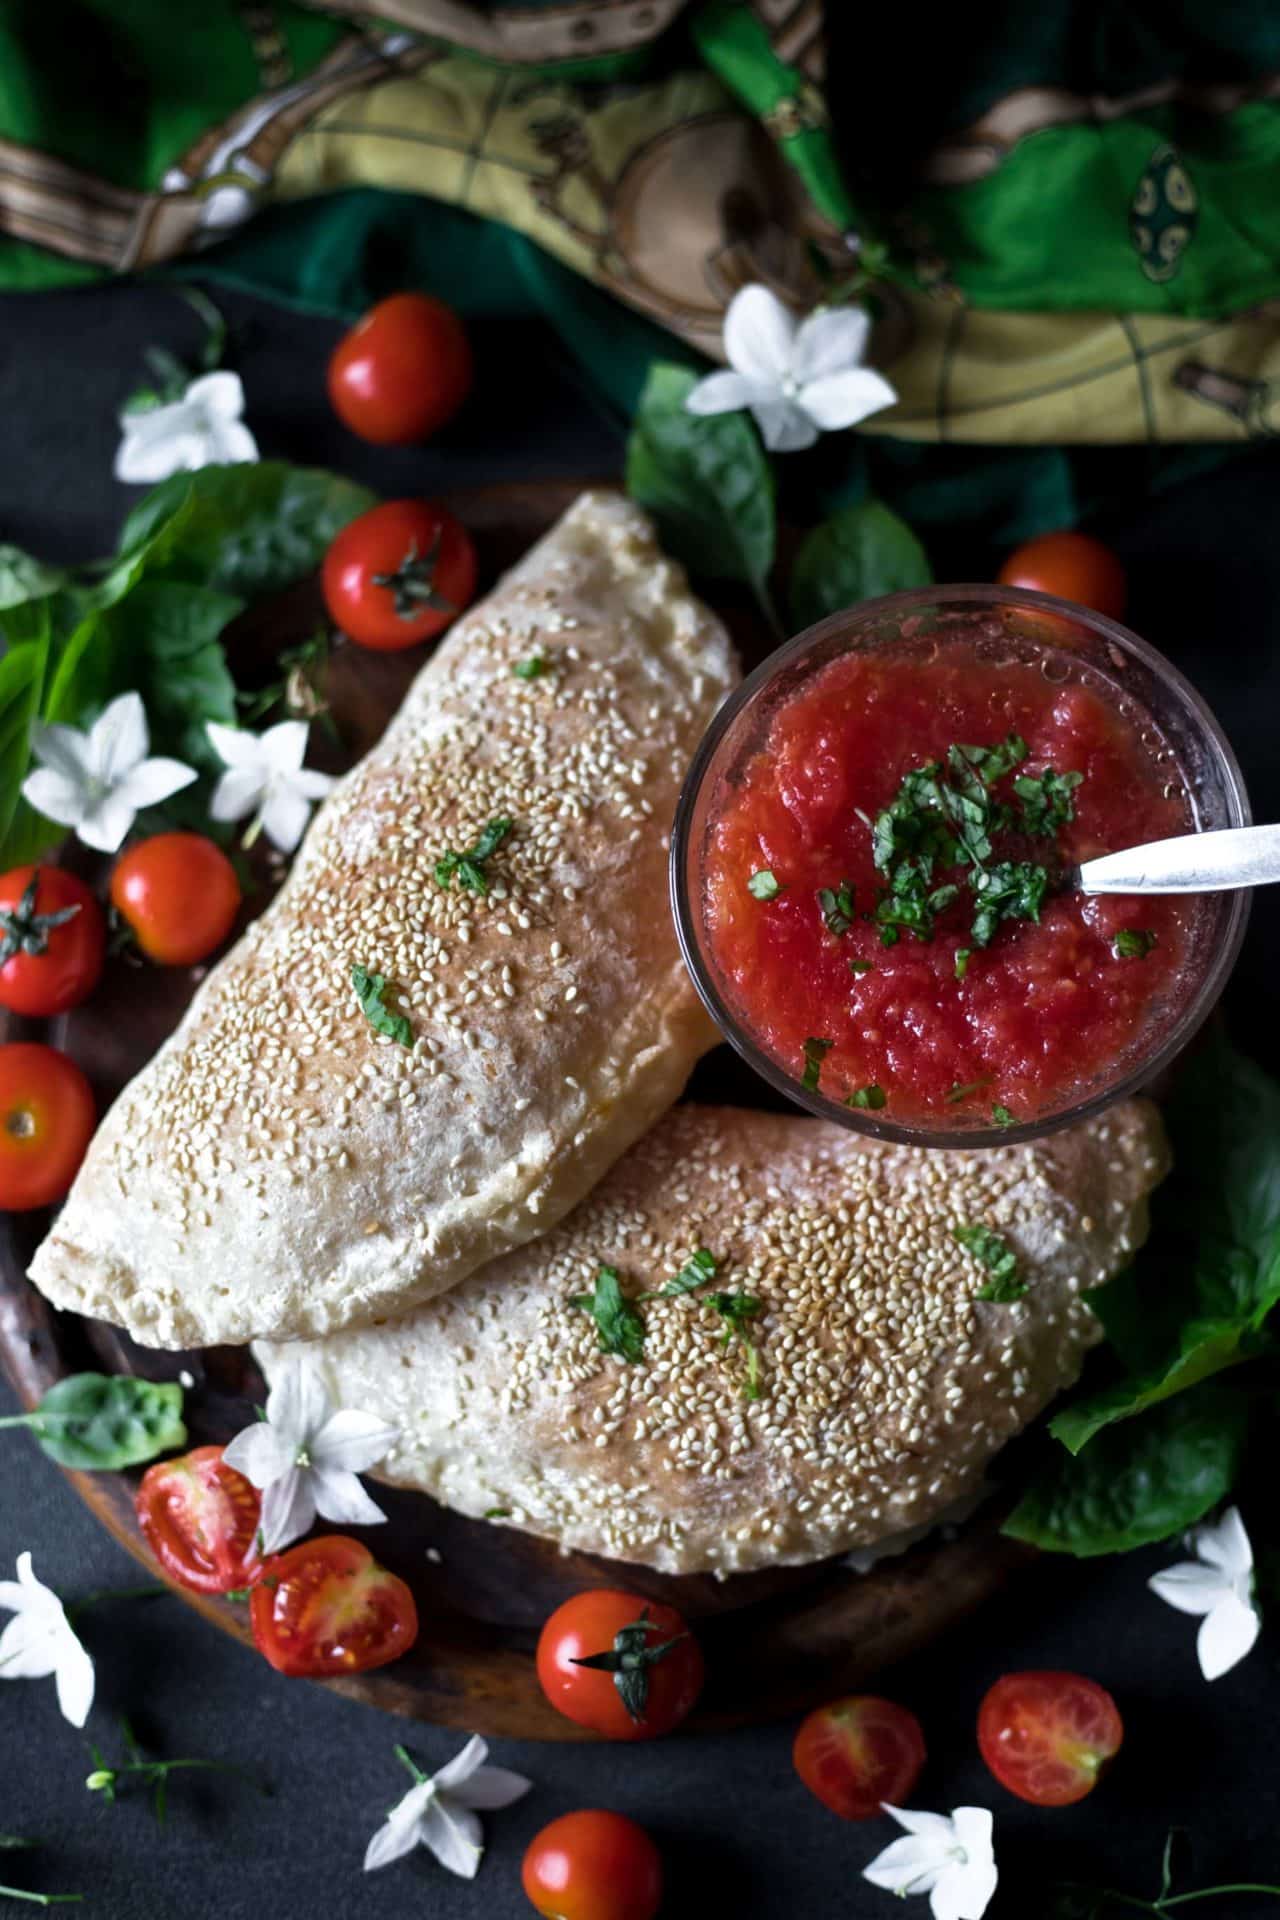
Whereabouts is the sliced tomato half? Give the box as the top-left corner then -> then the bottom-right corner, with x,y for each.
135,1444 -> 262,1595
249,1535 -> 418,1677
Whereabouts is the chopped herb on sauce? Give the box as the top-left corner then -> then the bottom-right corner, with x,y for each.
748,868 -> 783,901
848,958 -> 873,975
847,1084 -> 887,1110
802,1036 -> 833,1091
1114,928 -> 1157,960
991,1103 -> 1016,1128
945,1078 -> 991,1105
954,947 -> 972,981
816,881 -> 855,936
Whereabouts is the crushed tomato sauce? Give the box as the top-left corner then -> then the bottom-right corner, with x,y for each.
700,639 -> 1204,1124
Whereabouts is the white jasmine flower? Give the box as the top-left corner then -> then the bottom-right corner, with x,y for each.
0,1553 -> 95,1728
22,690 -> 197,854
115,370 -> 258,485
223,1354 -> 397,1554
864,1805 -> 997,1920
1148,1505 -> 1260,1681
206,718 -> 334,854
364,1736 -> 532,1878
686,283 -> 896,452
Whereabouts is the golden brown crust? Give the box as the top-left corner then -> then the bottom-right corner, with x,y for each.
29,493 -> 736,1346
259,1098 -> 1171,1576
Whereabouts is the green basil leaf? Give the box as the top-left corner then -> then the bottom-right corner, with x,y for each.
118,462 -> 377,598
1004,1382 -> 1247,1557
570,1265 -> 647,1363
789,497 -> 930,631
626,364 -> 775,607
5,1374 -> 187,1471
0,627 -> 54,864
0,545 -> 67,612
352,965 -> 412,1047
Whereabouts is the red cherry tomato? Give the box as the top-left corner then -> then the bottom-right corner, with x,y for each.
327,293 -> 473,445
792,1694 -> 927,1821
978,1670 -> 1124,1806
109,833 -> 241,967
522,1811 -> 662,1920
0,1043 -> 94,1211
135,1445 -> 262,1595
322,500 -> 477,652
0,866 -> 104,1017
997,531 -> 1127,620
249,1535 -> 418,1677
536,1589 -> 704,1740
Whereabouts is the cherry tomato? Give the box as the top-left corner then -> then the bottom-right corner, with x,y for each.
792,1694 -> 927,1821
0,1043 -> 94,1211
327,292 -> 473,445
109,833 -> 241,967
997,531 -> 1127,620
978,1670 -> 1124,1806
135,1445 -> 262,1595
536,1589 -> 703,1740
522,1811 -> 662,1920
0,866 -> 104,1017
250,1535 -> 418,1677
322,500 -> 477,652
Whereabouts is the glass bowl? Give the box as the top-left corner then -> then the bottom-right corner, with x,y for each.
670,584 -> 1251,1148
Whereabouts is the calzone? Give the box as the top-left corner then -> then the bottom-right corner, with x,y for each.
30,492 -> 736,1346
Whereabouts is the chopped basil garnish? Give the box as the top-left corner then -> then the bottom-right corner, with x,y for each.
1114,928 -> 1157,960
847,1084 -> 886,1110
483,1507 -> 512,1519
969,860 -> 1048,949
991,1103 -> 1016,1128
953,1223 -> 1027,1301
954,947 -> 972,981
1013,766 -> 1083,837
708,1291 -> 765,1400
816,881 -> 855,937
351,964 -> 412,1048
512,654 -> 548,681
802,1036 -> 833,1091
945,1078 -> 990,1105
569,1265 -> 646,1363
848,958 -> 873,975
435,817 -> 514,894
748,868 -> 783,901
658,1248 -> 718,1297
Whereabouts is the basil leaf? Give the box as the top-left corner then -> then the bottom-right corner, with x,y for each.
0,545 -> 67,612
570,1266 -> 646,1363
352,965 -> 412,1048
626,364 -> 775,615
0,634 -> 51,860
1048,1034 -> 1280,1453
846,1084 -> 886,1110
802,1036 -> 832,1091
1004,1382 -> 1247,1556
118,462 -> 377,598
789,497 -> 930,631
659,1248 -> 718,1297
748,869 -> 782,901
0,1373 -> 187,1471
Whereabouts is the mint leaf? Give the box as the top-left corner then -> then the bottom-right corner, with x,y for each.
789,498 -> 930,631
626,364 -> 776,625
351,965 -> 412,1048
570,1266 -> 646,1363
953,1223 -> 1025,1299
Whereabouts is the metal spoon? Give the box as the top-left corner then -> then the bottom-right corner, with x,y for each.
1076,823 -> 1280,895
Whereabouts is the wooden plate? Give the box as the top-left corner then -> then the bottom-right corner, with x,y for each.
0,481 -> 1031,1738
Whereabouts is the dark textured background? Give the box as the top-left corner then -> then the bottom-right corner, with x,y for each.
1,282 -> 1278,1918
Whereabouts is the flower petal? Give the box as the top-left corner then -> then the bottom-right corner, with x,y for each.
185,371 -> 246,421
863,1834 -> 944,1895
258,1470 -> 316,1555
265,1355 -> 331,1446
433,1736 -> 487,1795
749,397 -> 819,453
933,1853 -> 999,1920
89,692 -> 148,784
312,1410 -> 398,1475
453,1765 -> 533,1812
799,367 -> 898,432
0,1614 -> 57,1681
291,768 -> 337,802
208,420 -> 259,466
223,1420 -> 295,1489
21,768 -> 90,831
52,1625 -> 95,1728
75,792 -> 139,855
1192,1505 -> 1253,1580
882,1806 -> 960,1844
260,781 -> 314,854
362,1785 -> 433,1873
207,723 -> 265,771
261,721 -> 310,775
27,722 -> 92,784
421,1799 -> 484,1880
791,304 -> 871,383
684,370 -> 760,418
310,1465 -> 388,1531
723,284 -> 796,384
209,767 -> 266,824
115,415 -> 194,485
1197,1593 -> 1260,1681
1148,1563 -> 1228,1617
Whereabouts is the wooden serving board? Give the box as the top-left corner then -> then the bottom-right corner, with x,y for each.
0,481 -> 1032,1739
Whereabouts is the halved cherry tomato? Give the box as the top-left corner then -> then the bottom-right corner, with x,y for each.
327,292 -> 473,445
997,531 -> 1127,620
0,1043 -> 94,1210
135,1444 -> 262,1595
0,866 -> 104,1017
250,1535 -> 417,1677
522,1811 -> 662,1920
793,1694 -> 927,1821
109,833 -> 241,967
978,1670 -> 1124,1806
322,499 -> 477,651
536,1589 -> 703,1740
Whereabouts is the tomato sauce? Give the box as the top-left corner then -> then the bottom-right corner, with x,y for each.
700,637 -> 1203,1125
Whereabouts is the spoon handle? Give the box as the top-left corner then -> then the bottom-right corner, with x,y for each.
1077,823 -> 1280,895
